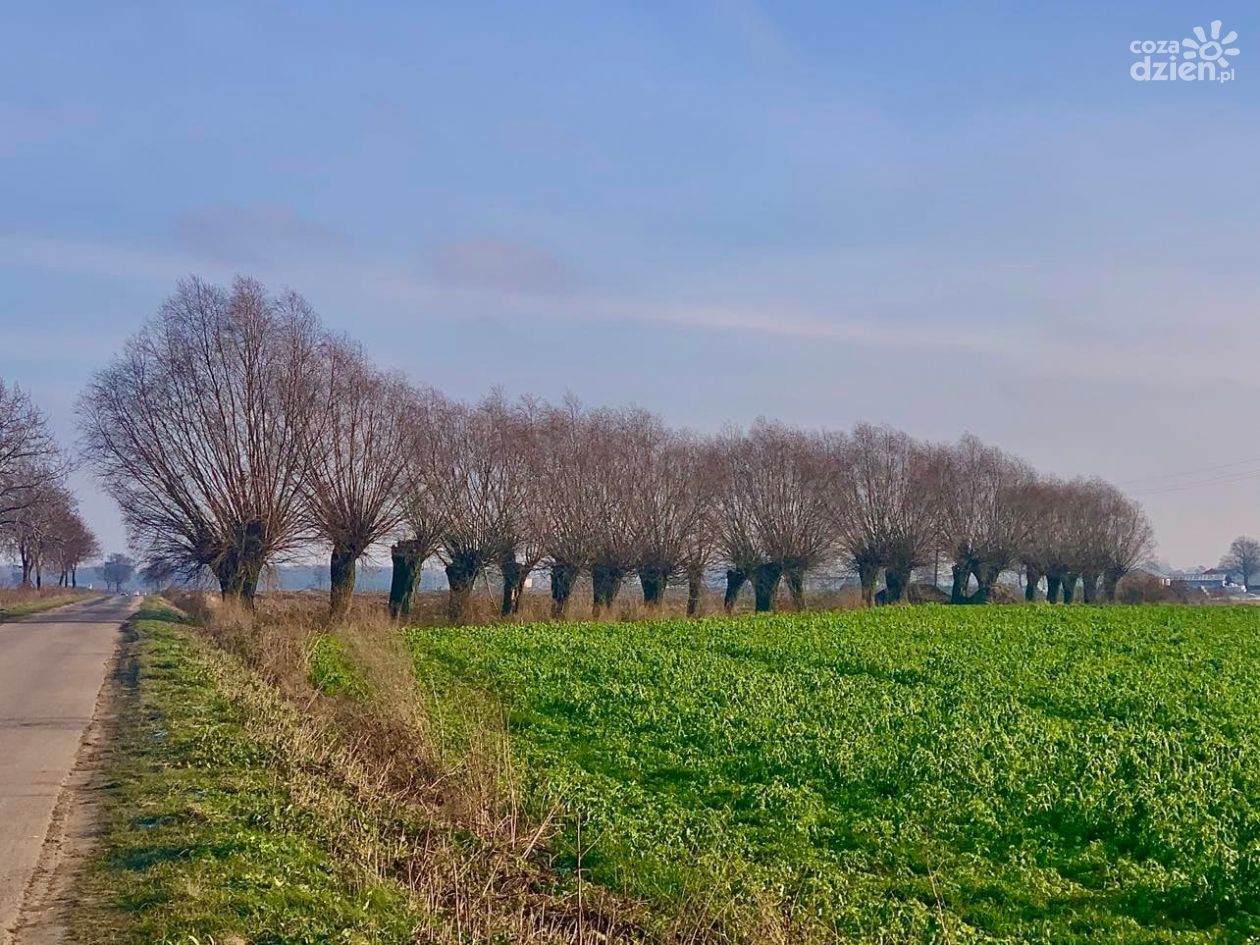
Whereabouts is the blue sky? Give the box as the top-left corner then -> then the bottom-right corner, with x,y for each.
1,1 -> 1258,566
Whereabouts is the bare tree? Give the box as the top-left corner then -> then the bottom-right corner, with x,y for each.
1015,476 -> 1059,601
533,400 -> 601,618
422,395 -> 531,622
625,424 -> 711,610
101,552 -> 135,592
939,435 -> 1034,603
48,503 -> 98,587
828,425 -> 939,605
3,481 -> 74,587
711,430 -> 772,612
1222,536 -> 1260,592
711,422 -> 836,612
301,338 -> 411,619
0,380 -> 66,529
1098,487 -> 1154,601
390,386 -> 454,618
586,408 -> 650,615
78,277 -> 322,606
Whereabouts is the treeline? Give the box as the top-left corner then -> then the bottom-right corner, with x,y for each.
0,380 -> 100,587
78,277 -> 1153,620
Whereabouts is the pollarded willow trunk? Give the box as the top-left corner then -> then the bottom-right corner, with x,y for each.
1102,568 -> 1123,602
1024,565 -> 1041,602
1045,572 -> 1062,603
216,519 -> 267,609
686,565 -> 704,616
388,540 -> 424,618
971,562 -> 1002,604
444,554 -> 481,623
857,561 -> 880,606
752,562 -> 782,613
950,562 -> 973,604
591,562 -> 626,616
550,561 -> 579,618
638,563 -> 670,608
1061,572 -> 1079,604
329,545 -> 359,621
1080,570 -> 1099,604
500,553 -> 525,617
724,569 -> 747,612
884,566 -> 911,604
784,566 -> 806,610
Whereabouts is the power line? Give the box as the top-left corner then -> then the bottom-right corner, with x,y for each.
1119,456 -> 1260,487
1131,467 -> 1260,497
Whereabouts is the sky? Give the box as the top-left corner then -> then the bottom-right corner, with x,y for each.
1,1 -> 1257,569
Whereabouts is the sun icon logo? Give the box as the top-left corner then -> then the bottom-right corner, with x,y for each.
1183,20 -> 1240,67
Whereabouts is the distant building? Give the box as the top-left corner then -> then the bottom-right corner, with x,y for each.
1170,569 -> 1245,593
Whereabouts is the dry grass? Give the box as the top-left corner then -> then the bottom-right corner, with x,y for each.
165,587 -> 817,943
0,586 -> 94,620
169,592 -> 655,943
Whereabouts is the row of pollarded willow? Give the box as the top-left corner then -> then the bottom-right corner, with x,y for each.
77,277 -> 1154,621
0,379 -> 99,587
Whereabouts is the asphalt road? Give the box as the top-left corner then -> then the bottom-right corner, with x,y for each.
0,595 -> 133,944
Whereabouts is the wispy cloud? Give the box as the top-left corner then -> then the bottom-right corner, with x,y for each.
171,204 -> 351,267
3,229 -> 1258,398
426,238 -> 575,295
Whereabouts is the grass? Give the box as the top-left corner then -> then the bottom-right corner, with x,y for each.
307,632 -> 369,699
76,600 -> 419,944
403,605 -> 1260,943
0,588 -> 94,620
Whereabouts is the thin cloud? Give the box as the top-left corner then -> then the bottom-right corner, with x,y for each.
171,204 -> 351,267
426,238 -> 575,295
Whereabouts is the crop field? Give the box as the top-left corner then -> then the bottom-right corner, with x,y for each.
404,606 -> 1260,943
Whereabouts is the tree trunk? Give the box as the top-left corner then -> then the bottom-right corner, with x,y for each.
638,563 -> 669,608
1045,573 -> 1062,603
686,566 -> 704,616
1102,568 -> 1122,602
329,545 -> 358,621
1061,572 -> 1079,604
884,566 -> 911,604
550,561 -> 579,618
971,562 -> 1001,604
500,553 -> 523,617
215,519 -> 266,609
388,541 -> 424,618
1080,570 -> 1099,604
784,566 -> 806,610
1024,565 -> 1041,602
591,562 -> 625,616
950,562 -> 972,604
71,566 -> 77,588
723,569 -> 747,612
752,562 -> 782,613
445,557 -> 479,623
857,561 -> 879,606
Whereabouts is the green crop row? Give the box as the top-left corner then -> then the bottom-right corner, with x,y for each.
404,605 -> 1260,943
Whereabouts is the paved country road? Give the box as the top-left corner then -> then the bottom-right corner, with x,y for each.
0,595 -> 134,944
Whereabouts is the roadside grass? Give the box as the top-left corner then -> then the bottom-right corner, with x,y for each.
403,605 -> 1260,943
0,588 -> 95,621
80,596 -> 663,945
75,600 -> 419,944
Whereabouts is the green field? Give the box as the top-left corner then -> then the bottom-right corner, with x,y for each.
404,606 -> 1260,943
